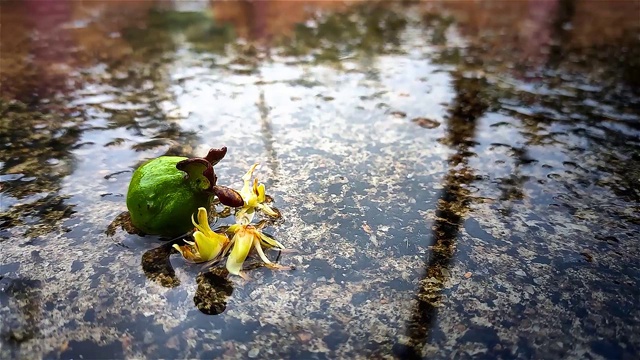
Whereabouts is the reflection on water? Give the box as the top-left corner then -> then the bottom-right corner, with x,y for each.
1,0 -> 639,358
140,236 -> 184,288
193,269 -> 234,316
397,72 -> 487,358
0,277 -> 42,349
141,237 -> 234,315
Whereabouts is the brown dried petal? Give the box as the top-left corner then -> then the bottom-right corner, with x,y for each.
176,158 -> 217,192
202,165 -> 217,188
213,186 -> 244,208
204,147 -> 228,166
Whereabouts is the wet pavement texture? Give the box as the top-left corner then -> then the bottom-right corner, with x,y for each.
1,0 -> 640,359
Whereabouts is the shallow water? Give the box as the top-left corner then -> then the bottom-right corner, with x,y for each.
1,0 -> 639,359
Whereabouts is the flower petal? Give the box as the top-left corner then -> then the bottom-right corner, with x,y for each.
257,203 -> 279,218
193,231 -> 225,261
221,234 -> 236,257
253,238 -> 273,264
256,183 -> 266,203
258,231 -> 285,249
226,228 -> 254,275
242,163 -> 259,183
234,207 -> 255,225
194,207 -> 213,236
173,243 -> 198,262
172,243 -> 185,256
240,163 -> 259,202
227,224 -> 241,234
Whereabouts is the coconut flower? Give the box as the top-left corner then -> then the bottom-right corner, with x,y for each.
224,223 -> 287,277
235,163 -> 280,225
173,207 -> 228,263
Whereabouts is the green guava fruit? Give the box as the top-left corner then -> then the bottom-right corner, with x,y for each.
126,147 -> 243,237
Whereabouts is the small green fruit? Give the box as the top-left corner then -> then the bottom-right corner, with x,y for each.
126,148 -> 243,237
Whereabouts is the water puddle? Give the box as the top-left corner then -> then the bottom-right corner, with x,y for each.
1,0 -> 639,358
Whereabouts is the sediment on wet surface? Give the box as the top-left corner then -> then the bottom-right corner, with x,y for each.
1,1 -> 639,359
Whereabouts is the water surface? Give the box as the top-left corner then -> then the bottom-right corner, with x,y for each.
1,1 -> 639,359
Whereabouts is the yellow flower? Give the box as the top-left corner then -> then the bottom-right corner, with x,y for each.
224,223 -> 286,277
173,207 -> 228,263
235,163 -> 279,224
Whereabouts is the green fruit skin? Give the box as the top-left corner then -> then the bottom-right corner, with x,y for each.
126,156 -> 211,237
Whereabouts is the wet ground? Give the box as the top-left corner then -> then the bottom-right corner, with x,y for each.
1,0 -> 640,359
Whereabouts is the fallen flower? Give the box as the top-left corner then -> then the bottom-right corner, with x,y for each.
224,223 -> 287,277
235,163 -> 280,224
173,207 -> 228,263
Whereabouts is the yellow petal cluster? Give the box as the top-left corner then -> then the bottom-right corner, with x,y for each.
224,223 -> 285,276
173,207 -> 228,263
235,163 -> 279,225
173,164 -> 288,277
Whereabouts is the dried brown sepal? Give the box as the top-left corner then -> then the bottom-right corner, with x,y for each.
213,185 -> 244,208
176,158 -> 217,192
204,147 -> 228,166
202,165 -> 217,188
